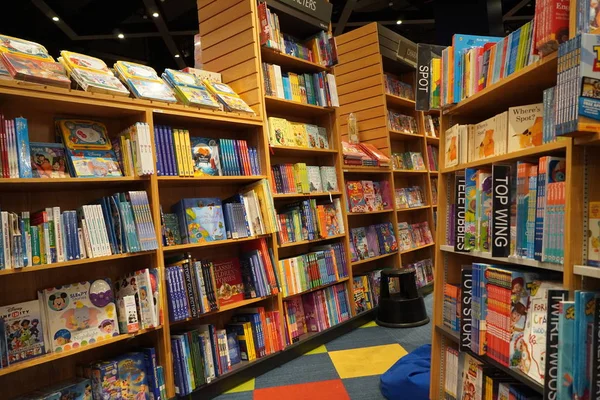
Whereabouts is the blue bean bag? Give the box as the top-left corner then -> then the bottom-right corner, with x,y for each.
380,344 -> 431,400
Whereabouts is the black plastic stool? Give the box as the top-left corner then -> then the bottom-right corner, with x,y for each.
376,268 -> 430,328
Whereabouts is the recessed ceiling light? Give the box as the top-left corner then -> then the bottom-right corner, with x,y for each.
152,12 -> 159,17
174,54 -> 180,58
117,33 -> 125,39
396,20 -> 402,25
52,16 -> 59,22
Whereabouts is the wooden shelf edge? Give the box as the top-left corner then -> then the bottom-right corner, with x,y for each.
400,243 -> 435,254
278,233 -> 346,249
348,209 -> 393,216
351,252 -> 398,266
282,277 -> 350,300
343,166 -> 392,174
171,295 -> 278,326
396,205 -> 430,212
264,95 -> 335,113
269,145 -> 338,155
393,169 -> 428,174
574,265 -> 600,278
157,175 -> 266,182
163,235 -> 270,253
260,46 -> 329,72
273,191 -> 341,199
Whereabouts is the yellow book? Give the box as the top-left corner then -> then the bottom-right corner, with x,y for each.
38,225 -> 46,265
119,136 -> 132,176
182,129 -> 194,177
301,163 -> 309,193
289,73 -> 300,102
242,179 -> 278,234
268,117 -> 289,147
243,322 -> 256,361
290,122 -> 308,148
173,129 -> 185,176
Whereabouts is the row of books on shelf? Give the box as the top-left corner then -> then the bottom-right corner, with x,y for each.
398,221 -> 434,252
283,283 -> 351,344
352,270 -> 382,314
0,269 -> 162,367
384,75 -> 415,101
346,180 -> 393,213
172,309 -> 284,395
0,191 -> 156,270
0,35 -> 255,114
276,198 -> 345,245
444,96 -> 559,168
409,258 -> 434,288
443,345 -> 542,400
443,262 -> 600,400
262,63 -> 339,107
395,186 -> 427,209
271,164 -> 338,195
155,127 -> 260,178
267,117 -> 330,149
431,178 -> 438,205
161,180 -> 276,246
446,158 -> 566,264
15,349 -> 166,400
427,145 -> 439,171
350,223 -> 398,262
278,243 -> 349,298
258,2 -> 338,68
388,111 -> 419,135
424,115 -> 440,138
391,151 -> 427,171
341,141 -> 391,167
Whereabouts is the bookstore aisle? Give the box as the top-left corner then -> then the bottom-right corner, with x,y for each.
213,294 -> 433,400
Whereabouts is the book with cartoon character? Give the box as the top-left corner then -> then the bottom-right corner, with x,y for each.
346,181 -> 366,213
507,103 -> 543,153
29,142 -> 70,178
474,115 -> 496,161
351,228 -> 369,260
475,169 -> 492,252
267,117 -> 289,147
0,300 -> 46,364
464,168 -> 477,251
41,279 -> 120,353
213,258 -> 245,306
588,201 -> 600,266
445,124 -> 459,168
113,352 -> 151,399
172,198 -> 226,244
189,137 -> 221,176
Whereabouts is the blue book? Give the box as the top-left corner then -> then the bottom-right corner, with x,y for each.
557,301 -> 575,400
177,267 -> 190,320
162,126 -> 175,176
507,28 -> 521,76
574,292 -> 596,399
14,117 -> 32,178
226,331 -> 242,365
99,198 -> 118,255
172,197 -> 226,244
180,334 -> 196,391
170,338 -> 186,396
69,210 -> 81,259
206,324 -> 221,376
153,126 -> 162,176
534,159 -> 546,261
283,75 -> 292,100
142,347 -> 162,400
503,32 -> 514,80
165,268 -> 176,321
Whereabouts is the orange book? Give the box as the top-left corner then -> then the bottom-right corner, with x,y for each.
317,205 -> 327,238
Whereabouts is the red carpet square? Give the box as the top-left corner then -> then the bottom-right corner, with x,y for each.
253,379 -> 350,400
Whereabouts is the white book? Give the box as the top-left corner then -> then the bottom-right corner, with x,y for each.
91,205 -> 107,256
7,120 -> 17,178
473,115 -> 496,161
1,211 -> 11,269
42,221 -> 51,265
97,204 -> 112,256
82,206 -> 99,257
136,268 -> 158,328
327,74 -> 339,107
494,111 -> 508,156
273,65 -> 285,99
79,224 -> 90,259
507,103 -> 543,153
145,123 -> 155,175
37,291 -> 51,353
240,195 -> 256,237
51,207 -> 64,262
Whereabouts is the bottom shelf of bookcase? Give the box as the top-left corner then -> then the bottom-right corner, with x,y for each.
190,309 -> 378,399
435,325 -> 544,394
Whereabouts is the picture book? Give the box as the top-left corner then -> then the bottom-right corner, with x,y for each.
114,61 -> 177,103
588,201 -> 600,267
376,222 -> 398,253
457,352 -> 484,400
213,258 -> 245,306
346,181 -> 367,213
557,301 -> 575,400
41,279 -> 120,353
55,119 -> 112,151
0,300 -> 46,364
203,80 -> 255,115
320,167 -> 338,191
362,180 -> 377,212
0,35 -> 52,59
290,122 -> 308,148
113,352 -> 151,399
351,227 -> 369,260
305,125 -> 319,148
162,68 -> 221,109
445,125 -> 459,168
475,169 -> 492,252
29,143 -> 69,178
507,103 -> 543,153
163,213 -> 182,246
66,149 -> 123,178
307,166 -> 322,192
59,50 -> 129,96
317,127 -> 329,149
172,198 -> 227,244
268,117 -> 289,147
474,116 -> 496,161
397,222 -> 413,251
464,168 -> 477,251
0,52 -> 71,88
365,225 -> 380,258
190,137 -> 221,176
91,360 -> 122,399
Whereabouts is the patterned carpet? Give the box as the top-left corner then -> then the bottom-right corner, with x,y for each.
214,294 -> 434,400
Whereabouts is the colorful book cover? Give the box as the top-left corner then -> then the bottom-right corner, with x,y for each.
474,116 -> 496,160
317,127 -> 329,149
42,279 -> 119,353
114,352 -> 151,399
213,258 -> 245,306
30,142 -> 69,178
475,169 -> 492,252
190,137 -> 221,176
574,291 -> 596,399
457,353 -> 484,400
173,198 -> 226,244
66,149 -> 123,178
0,300 -> 45,364
346,181 -> 366,213
305,125 -> 319,148
507,103 -> 543,153
307,166 -> 322,192
0,52 -> 71,88
365,225 -> 380,258
163,213 -> 182,246
268,117 -> 289,147
376,222 -> 398,253
557,301 -> 575,400
464,168 -> 477,251
320,167 -> 338,191
395,188 -> 409,209
361,180 -> 377,212
351,227 -> 369,260
397,222 -> 414,251
588,201 -> 600,267
445,125 -> 459,168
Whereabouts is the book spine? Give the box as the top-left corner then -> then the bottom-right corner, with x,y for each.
154,125 -> 163,176
459,266 -> 473,351
52,207 -> 64,262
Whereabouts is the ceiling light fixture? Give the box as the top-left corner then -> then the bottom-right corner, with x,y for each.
117,33 -> 125,39
52,16 -> 59,22
152,12 -> 159,17
174,54 -> 180,58
396,20 -> 403,25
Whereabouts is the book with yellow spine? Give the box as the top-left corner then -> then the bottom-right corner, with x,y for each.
172,129 -> 184,176
182,129 -> 194,177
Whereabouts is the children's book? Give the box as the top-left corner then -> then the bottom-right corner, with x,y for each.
474,116 -> 496,160
0,52 -> 71,88
65,149 -> 122,178
203,80 -> 255,115
346,181 -> 366,213
445,125 -> 459,167
172,198 -> 227,244
114,61 -> 177,103
320,167 -> 338,191
268,117 -> 289,147
30,143 -> 70,178
190,137 -> 221,176
0,300 -> 46,364
162,68 -> 221,109
397,222 -> 414,251
307,166 -> 322,192
163,213 -> 182,246
212,258 -> 245,306
475,169 -> 492,252
588,201 -> 600,266
464,168 -> 477,251
376,222 -> 398,253
395,188 -> 409,209
306,125 -> 319,148
56,119 -> 112,151
557,301 -> 575,400
457,352 -> 484,400
114,352 -> 151,399
290,122 -> 308,148
351,228 -> 369,260
317,127 -> 329,149
41,279 -> 120,353
507,103 -> 543,153
59,50 -> 129,96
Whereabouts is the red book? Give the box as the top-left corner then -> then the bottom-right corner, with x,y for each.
212,258 -> 244,306
257,1 -> 269,46
0,113 -> 6,178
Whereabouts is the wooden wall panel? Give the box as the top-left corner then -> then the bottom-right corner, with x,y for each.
337,43 -> 380,65
337,75 -> 382,96
336,65 -> 382,86
337,32 -> 379,55
339,86 -> 384,105
334,54 -> 382,77
335,23 -> 378,46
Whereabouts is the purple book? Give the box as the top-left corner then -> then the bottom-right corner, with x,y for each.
447,204 -> 456,246
366,225 -> 381,258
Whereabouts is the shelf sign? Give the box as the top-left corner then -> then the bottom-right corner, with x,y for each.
416,44 -> 446,112
454,172 -> 467,252
491,164 -> 510,257
396,38 -> 418,69
275,0 -> 333,25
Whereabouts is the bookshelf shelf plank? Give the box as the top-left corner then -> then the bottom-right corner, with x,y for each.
0,251 -> 156,276
157,175 -> 266,186
163,235 -> 269,253
442,53 -> 558,119
351,251 -> 398,267
283,277 -> 350,300
269,146 -> 338,157
425,136 -> 440,144
400,243 -> 435,255
393,169 -> 428,176
441,142 -> 568,174
385,93 -> 416,110
342,166 -> 391,174
278,234 -> 346,249
264,96 -> 335,117
170,295 -> 277,326
260,46 -> 329,73
273,191 -> 341,199
440,245 -> 564,272
0,326 -> 161,378
574,265 -> 600,278
347,209 -> 394,216
389,129 -> 423,140
0,176 -> 148,191
396,205 -> 430,212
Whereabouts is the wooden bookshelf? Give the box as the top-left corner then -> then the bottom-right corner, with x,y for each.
260,46 -> 329,73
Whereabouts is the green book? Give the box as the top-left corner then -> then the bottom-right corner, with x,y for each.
30,226 -> 40,266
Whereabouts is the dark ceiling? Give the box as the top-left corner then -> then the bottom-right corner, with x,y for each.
0,0 -> 534,72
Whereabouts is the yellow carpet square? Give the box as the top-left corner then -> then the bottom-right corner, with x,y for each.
304,344 -> 327,355
359,320 -> 378,328
329,344 -> 408,379
224,378 -> 255,393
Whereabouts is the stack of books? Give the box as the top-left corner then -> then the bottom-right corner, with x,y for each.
278,245 -> 349,297
114,61 -> 177,103
283,283 -> 351,344
0,191 -> 157,270
154,127 -> 260,177
346,180 -> 393,212
388,111 -> 419,134
424,115 -> 440,138
263,63 -> 339,107
276,198 -> 345,245
431,178 -> 438,205
395,186 -> 427,209
426,145 -> 439,171
384,75 -> 415,100
271,164 -> 338,194
59,51 -> 129,96
406,258 -> 434,288
352,269 -> 382,314
112,122 -> 155,176
350,223 -> 398,262
114,268 -> 163,331
397,221 -> 434,251
391,151 -> 426,171
442,282 -> 460,332
267,117 -> 330,149
341,141 -> 391,167
162,68 -> 222,110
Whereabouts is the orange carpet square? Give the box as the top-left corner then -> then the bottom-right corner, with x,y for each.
253,379 -> 350,400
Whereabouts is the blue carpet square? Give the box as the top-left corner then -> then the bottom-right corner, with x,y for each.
254,353 -> 339,389
325,324 -> 397,352
343,375 -> 387,400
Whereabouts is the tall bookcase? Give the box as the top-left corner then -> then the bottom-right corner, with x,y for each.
333,22 -> 439,286
427,35 -> 588,397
